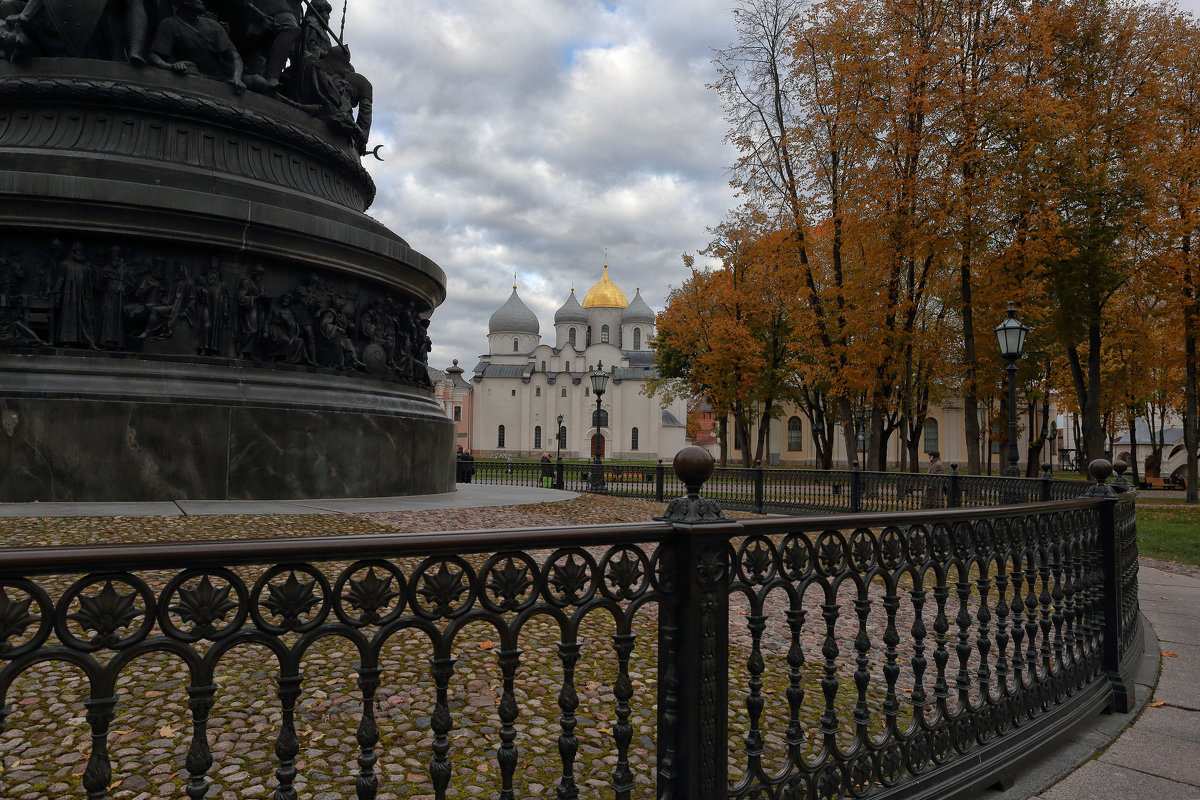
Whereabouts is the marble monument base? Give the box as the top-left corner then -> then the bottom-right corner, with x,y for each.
0,354 -> 454,502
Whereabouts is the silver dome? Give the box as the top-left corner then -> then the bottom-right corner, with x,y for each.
554,289 -> 588,324
489,288 -> 540,334
621,288 -> 655,324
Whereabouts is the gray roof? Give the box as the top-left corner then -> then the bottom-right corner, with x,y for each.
1113,426 -> 1184,446
662,409 -> 684,427
621,288 -> 655,324
554,289 -> 588,324
612,366 -> 657,381
489,288 -> 540,335
623,349 -> 655,367
474,363 -> 530,378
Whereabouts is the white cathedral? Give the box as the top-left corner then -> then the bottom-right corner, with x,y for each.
470,265 -> 687,460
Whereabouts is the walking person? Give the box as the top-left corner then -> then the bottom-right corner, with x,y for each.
540,452 -> 554,488
923,450 -> 945,508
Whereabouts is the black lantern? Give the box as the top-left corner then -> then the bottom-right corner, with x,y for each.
994,302 -> 1028,479
589,365 -> 609,396
994,301 -> 1029,359
589,361 -> 608,492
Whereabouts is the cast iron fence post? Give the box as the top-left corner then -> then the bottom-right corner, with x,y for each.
1040,462 -> 1053,501
656,458 -> 665,503
1088,459 -> 1135,713
948,463 -> 962,508
1111,460 -> 1133,494
655,446 -> 733,800
850,461 -> 863,513
754,459 -> 764,514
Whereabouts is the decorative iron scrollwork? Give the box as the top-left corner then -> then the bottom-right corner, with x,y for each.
334,560 -> 404,626
57,573 -> 155,651
160,568 -> 247,642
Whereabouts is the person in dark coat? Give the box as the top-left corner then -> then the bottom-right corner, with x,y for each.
456,446 -> 475,484
540,452 -> 553,488
923,450 -> 945,508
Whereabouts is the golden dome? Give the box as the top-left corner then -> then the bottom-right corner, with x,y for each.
582,264 -> 629,308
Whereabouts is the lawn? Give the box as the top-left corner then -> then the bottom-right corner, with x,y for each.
1136,501 -> 1200,566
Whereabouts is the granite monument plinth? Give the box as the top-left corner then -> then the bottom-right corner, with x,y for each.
0,11 -> 452,500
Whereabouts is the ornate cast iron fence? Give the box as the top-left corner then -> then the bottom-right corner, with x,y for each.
0,453 -> 1140,800
472,458 -> 1089,515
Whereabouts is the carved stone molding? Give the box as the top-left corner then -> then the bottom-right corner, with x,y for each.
0,65 -> 374,210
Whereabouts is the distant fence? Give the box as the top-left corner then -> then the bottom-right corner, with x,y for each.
469,458 -> 1091,513
0,454 -> 1140,800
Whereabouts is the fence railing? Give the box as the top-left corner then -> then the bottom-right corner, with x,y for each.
471,458 -> 1088,513
0,451 -> 1140,800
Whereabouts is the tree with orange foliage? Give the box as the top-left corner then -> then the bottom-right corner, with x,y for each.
1144,8 -> 1200,501
648,213 -> 806,466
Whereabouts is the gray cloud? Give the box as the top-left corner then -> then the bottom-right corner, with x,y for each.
341,1 -> 740,367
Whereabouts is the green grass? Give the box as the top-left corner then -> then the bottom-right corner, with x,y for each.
1136,502 -> 1200,566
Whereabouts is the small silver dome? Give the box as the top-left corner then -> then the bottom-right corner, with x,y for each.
621,288 -> 655,324
554,289 -> 588,325
489,288 -> 540,335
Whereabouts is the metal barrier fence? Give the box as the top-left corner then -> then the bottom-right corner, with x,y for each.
0,453 -> 1140,800
470,458 -> 1089,513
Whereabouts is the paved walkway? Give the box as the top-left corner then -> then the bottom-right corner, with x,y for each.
0,483 -> 580,517
976,566 -> 1199,800
1032,567 -> 1200,800
1,487 -> 1195,798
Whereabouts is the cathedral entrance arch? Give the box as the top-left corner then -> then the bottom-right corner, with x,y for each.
591,434 -> 606,458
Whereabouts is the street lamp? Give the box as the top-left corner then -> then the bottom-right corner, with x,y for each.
995,301 -> 1029,478
555,413 -> 564,489
589,361 -> 609,492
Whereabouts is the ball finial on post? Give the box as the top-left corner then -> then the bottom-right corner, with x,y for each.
656,446 -> 727,523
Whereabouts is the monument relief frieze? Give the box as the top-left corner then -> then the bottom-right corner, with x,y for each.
0,237 -> 434,387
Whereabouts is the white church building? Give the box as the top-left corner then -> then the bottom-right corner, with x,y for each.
470,265 -> 687,461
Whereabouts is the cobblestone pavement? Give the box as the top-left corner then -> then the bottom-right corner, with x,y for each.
0,496 -> 714,800
0,497 -> 1191,799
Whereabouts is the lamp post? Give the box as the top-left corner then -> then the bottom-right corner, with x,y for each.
589,361 -> 609,492
995,301 -> 1029,478
555,413 -> 564,489
853,407 -> 869,467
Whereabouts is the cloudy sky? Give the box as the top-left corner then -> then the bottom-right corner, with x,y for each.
341,0 -> 1200,373
340,0 -> 740,371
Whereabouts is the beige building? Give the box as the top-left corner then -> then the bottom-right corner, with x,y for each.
727,399 -> 1038,472
469,265 -> 687,460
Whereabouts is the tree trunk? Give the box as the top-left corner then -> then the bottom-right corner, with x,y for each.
1185,268 -> 1198,503
1066,320 -> 1105,477
1025,397 -> 1048,477
1127,413 -> 1140,485
959,212 -> 982,477
963,396 -> 981,477
733,403 -> 753,468
871,407 -> 887,472
838,396 -> 858,467
755,403 -> 774,467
